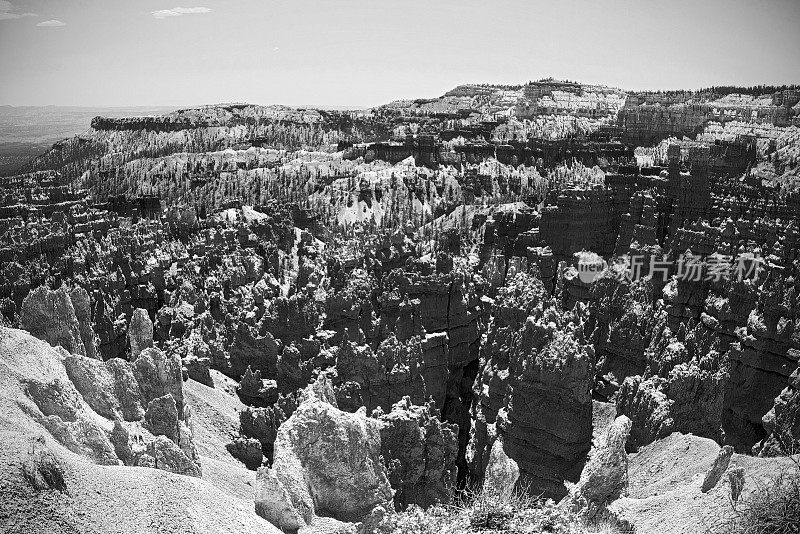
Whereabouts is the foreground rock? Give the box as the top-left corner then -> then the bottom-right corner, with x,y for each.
0,327 -> 277,534
255,380 -> 393,532
1,326 -> 200,477
571,415 -> 632,506
20,286 -> 89,357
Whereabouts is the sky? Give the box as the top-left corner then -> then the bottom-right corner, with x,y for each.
0,0 -> 799,108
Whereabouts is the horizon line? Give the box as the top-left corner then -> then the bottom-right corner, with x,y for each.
2,78 -> 799,110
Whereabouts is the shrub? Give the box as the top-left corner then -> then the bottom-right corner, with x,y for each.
721,461 -> 800,534
374,483 -> 619,534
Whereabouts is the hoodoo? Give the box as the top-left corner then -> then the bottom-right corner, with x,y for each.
1,3 -> 799,532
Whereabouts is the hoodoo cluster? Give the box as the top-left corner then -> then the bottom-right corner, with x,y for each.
1,79 -> 799,534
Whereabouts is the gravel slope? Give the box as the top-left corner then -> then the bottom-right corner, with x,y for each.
609,432 -> 799,534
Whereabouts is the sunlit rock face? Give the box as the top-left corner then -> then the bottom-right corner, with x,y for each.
255,380 -> 393,531
4,326 -> 201,476
21,286 -> 88,357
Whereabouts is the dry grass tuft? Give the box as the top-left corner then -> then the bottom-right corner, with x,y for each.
720,460 -> 800,534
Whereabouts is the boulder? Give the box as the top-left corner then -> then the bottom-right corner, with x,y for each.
22,354 -> 120,467
255,386 -> 393,530
24,377 -> 83,423
110,420 -> 136,465
177,405 -> 201,470
21,286 -> 86,356
239,405 -> 286,462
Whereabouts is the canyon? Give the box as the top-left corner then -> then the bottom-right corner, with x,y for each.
1,78 -> 799,534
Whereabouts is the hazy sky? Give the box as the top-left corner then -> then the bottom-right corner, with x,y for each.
1,0 -> 799,107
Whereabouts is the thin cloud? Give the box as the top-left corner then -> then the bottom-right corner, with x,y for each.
151,6 -> 211,19
0,0 -> 36,20
36,19 -> 65,27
